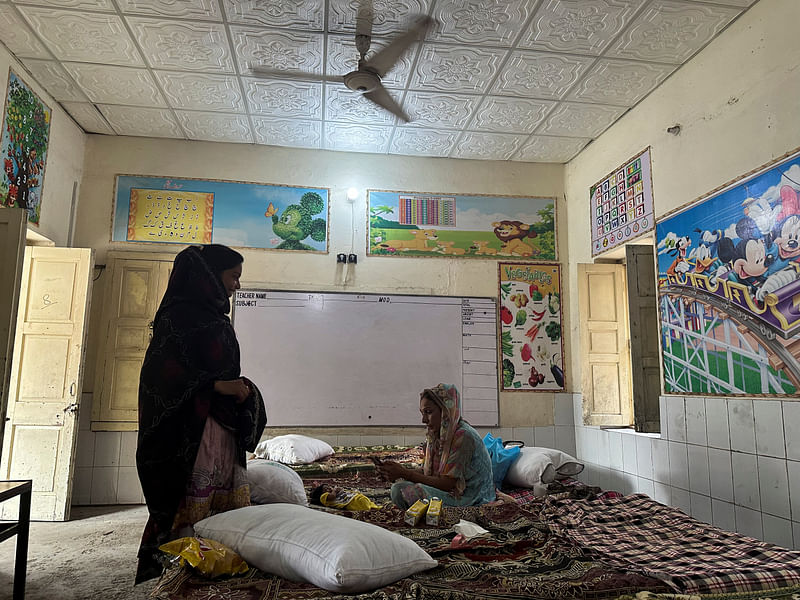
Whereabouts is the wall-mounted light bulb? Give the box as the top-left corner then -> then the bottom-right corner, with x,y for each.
346,187 -> 359,202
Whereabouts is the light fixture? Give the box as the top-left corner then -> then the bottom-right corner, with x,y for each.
346,187 -> 359,202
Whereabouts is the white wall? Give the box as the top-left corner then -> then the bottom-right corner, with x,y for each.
564,0 -> 800,550
0,44 -> 86,246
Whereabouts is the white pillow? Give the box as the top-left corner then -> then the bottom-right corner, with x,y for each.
254,434 -> 334,464
247,459 -> 308,506
504,447 -> 584,488
195,504 -> 437,593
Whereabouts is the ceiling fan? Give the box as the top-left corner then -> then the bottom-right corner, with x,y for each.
249,1 -> 436,123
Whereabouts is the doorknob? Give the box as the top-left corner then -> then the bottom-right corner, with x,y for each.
69,382 -> 76,397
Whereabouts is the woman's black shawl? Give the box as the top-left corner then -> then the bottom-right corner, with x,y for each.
136,246 -> 266,569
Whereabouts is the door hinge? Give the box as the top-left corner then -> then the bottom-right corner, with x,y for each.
63,402 -> 79,415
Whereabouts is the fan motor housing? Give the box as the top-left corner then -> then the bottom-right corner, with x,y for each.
344,70 -> 380,93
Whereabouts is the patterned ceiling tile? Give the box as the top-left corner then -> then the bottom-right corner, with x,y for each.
512,135 -> 589,162
20,59 -> 88,101
97,105 -> 183,138
60,101 -> 115,135
606,0 -> 741,64
325,84 -> 397,125
251,116 -> 322,149
154,71 -> 244,112
450,132 -> 526,160
410,45 -> 504,94
12,0 -> 114,9
19,7 -> 143,66
62,63 -> 166,107
521,0 -> 642,55
222,0 -> 324,30
116,0 -> 222,20
327,35 -> 412,88
432,0 -> 538,46
175,111 -> 253,143
402,91 -> 480,129
328,0 -> 431,36
231,27 -> 323,76
127,17 -> 234,72
0,4 -> 51,59
390,128 -> 459,157
471,96 -> 556,133
492,51 -> 594,100
567,59 -> 676,106
536,102 -> 627,138
695,0 -> 754,5
324,123 -> 391,153
242,78 -> 322,119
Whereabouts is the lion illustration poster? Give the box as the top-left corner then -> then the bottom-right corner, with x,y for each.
367,190 -> 556,260
1,70 -> 51,225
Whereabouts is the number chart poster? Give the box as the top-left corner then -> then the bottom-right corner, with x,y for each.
656,147 -> 800,396
590,147 -> 654,256
1,69 -> 51,225
498,262 -> 564,391
113,175 -> 329,252
368,189 -> 556,260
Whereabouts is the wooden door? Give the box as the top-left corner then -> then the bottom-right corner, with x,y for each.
0,247 -> 93,521
0,208 -> 26,456
626,245 -> 661,432
578,263 -> 632,427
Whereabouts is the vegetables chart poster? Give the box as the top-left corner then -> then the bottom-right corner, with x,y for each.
499,262 -> 564,391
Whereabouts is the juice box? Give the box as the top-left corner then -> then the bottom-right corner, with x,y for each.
426,496 -> 442,526
404,498 -> 429,526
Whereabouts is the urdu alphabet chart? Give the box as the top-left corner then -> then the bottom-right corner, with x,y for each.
127,188 -> 214,243
590,147 -> 655,256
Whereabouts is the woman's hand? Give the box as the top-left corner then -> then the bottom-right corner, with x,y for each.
375,460 -> 408,482
214,378 -> 251,403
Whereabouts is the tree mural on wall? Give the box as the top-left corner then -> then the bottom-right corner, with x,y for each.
1,71 -> 51,225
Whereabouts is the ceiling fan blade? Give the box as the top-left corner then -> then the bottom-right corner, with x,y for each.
248,66 -> 337,84
355,0 -> 373,38
363,14 -> 435,77
363,84 -> 410,123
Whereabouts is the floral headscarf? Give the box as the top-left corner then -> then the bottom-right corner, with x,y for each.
422,383 -> 462,477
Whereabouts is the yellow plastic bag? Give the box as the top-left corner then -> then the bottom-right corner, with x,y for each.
159,536 -> 249,578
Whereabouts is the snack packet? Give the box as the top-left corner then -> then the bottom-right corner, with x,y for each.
159,536 -> 249,578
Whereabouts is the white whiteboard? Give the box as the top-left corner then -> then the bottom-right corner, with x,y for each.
233,290 -> 498,427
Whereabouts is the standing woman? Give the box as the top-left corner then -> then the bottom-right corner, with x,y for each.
135,244 -> 267,583
377,383 -> 495,509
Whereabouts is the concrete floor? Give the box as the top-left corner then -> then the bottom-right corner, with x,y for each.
0,504 -> 156,600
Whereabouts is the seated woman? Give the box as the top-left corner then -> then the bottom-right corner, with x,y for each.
376,383 -> 496,510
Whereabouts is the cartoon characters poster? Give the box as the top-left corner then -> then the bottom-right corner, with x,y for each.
590,148 -> 654,256
498,263 -> 564,391
367,189 -> 556,260
113,175 -> 328,251
1,70 -> 51,225
656,147 -> 800,396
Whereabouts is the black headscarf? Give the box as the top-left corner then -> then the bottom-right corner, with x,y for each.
135,245 -> 266,581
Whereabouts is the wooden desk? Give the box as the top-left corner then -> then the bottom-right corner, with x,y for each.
0,480 -> 32,600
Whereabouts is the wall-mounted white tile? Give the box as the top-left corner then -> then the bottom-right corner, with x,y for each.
93,432 -> 121,467
712,499 -> 736,532
595,430 -> 610,467
555,426 -> 576,457
119,431 -> 137,467
404,434 -> 424,446
762,514 -> 793,549
554,394 -> 574,426
337,434 -> 361,446
534,426 -> 555,448
668,441 -> 689,490
117,466 -> 143,504
754,401 -> 785,458
795,521 -> 800,551
671,487 -> 691,515
360,435 -> 385,446
71,466 -> 92,506
687,444 -> 710,496
708,448 -> 734,502
685,396 -> 707,446
758,456 -> 790,519
789,460 -> 800,522
75,430 -> 95,468
637,477 -> 655,498
735,505 -> 763,539
659,396 -> 669,440
381,435 -> 405,446
665,397 -> 686,442
608,431 -> 623,471
731,452 -> 760,510
90,466 -> 119,504
636,435 -> 653,480
653,481 -> 671,505
784,402 -> 800,461
651,438 -> 670,484
512,427 -> 535,447
705,397 -> 730,450
573,394 -> 584,427
622,433 -> 638,473
621,471 -> 638,496
690,492 -> 712,525
728,399 -> 756,454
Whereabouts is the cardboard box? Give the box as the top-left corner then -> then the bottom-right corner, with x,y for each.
426,496 -> 442,526
404,498 -> 429,526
